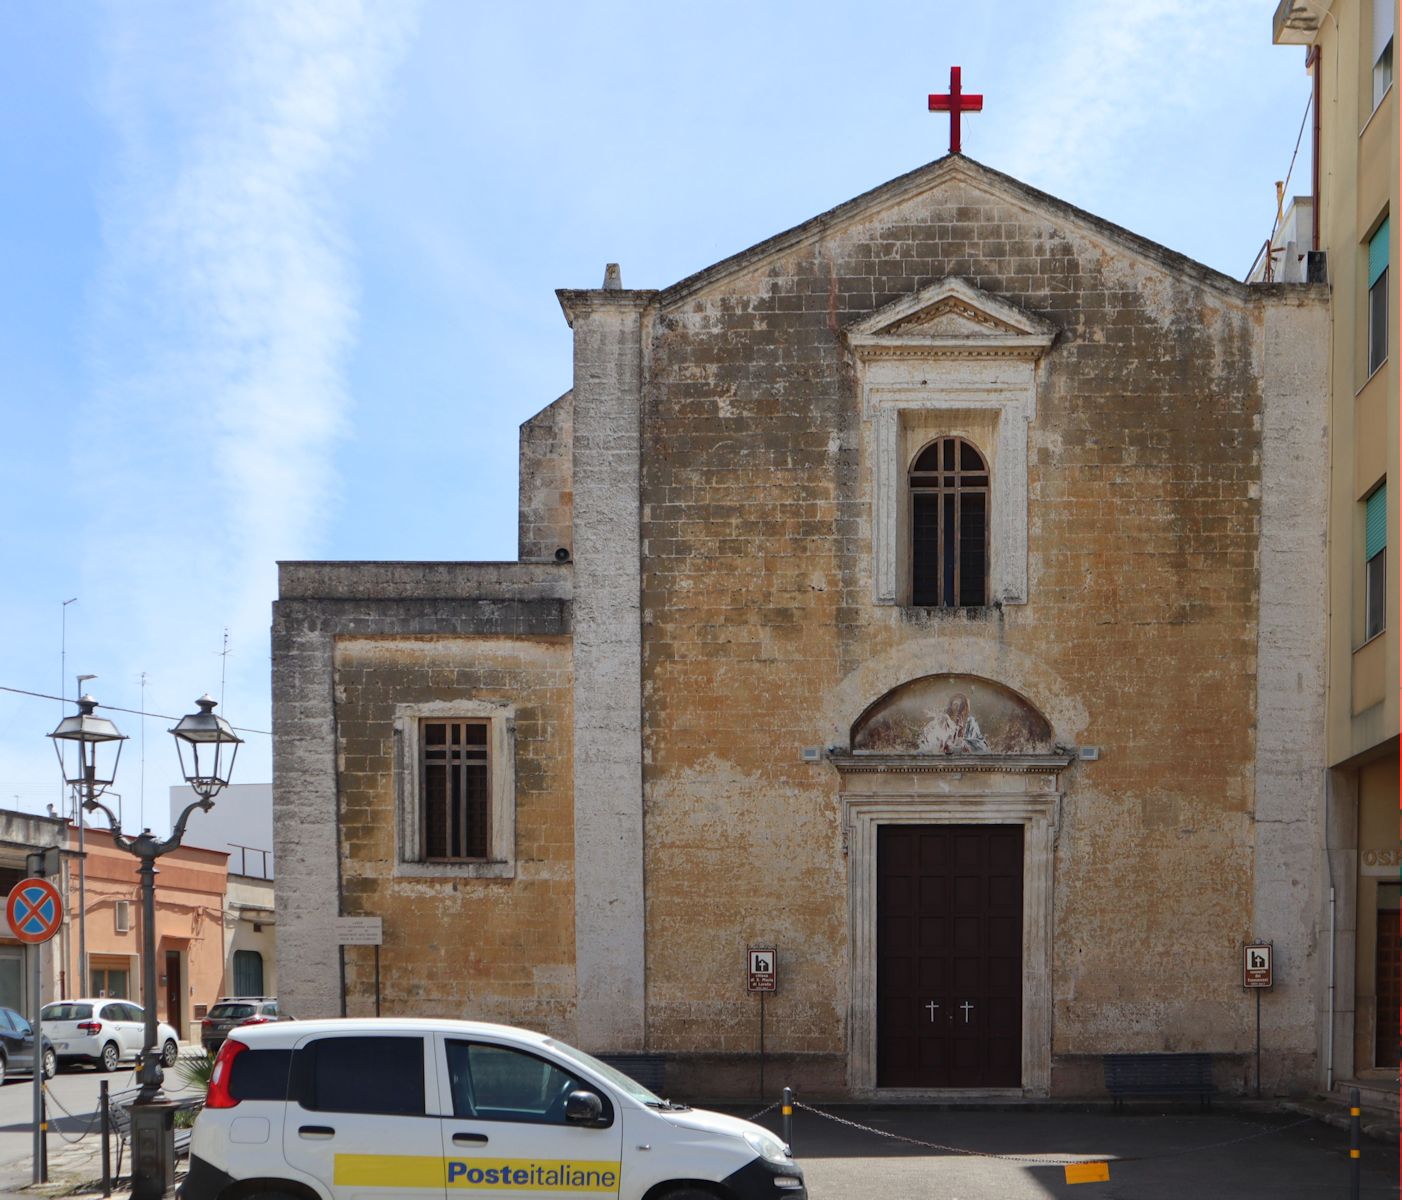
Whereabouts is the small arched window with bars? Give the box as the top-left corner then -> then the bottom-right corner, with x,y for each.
909,436 -> 989,607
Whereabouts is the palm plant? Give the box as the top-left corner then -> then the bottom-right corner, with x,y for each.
173,1049 -> 217,1095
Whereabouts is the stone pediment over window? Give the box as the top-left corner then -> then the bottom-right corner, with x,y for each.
846,279 -> 1058,608
846,278 -> 1056,362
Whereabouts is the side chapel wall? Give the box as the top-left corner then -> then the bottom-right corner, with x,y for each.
273,562 -> 574,1024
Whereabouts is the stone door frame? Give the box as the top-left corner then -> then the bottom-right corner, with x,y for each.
836,754 -> 1069,1098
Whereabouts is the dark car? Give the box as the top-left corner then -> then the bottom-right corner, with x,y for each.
0,1007 -> 55,1083
200,997 -> 291,1054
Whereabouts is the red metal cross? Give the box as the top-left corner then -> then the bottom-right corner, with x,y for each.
928,66 -> 983,154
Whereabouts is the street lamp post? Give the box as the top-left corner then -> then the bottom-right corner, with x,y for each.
49,693 -> 240,1200
48,691 -> 123,1003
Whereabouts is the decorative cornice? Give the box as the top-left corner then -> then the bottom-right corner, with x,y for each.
846,338 -> 1052,361
848,277 -> 1056,339
884,298 -> 1019,335
845,277 -> 1057,365
829,752 -> 1075,775
555,288 -> 659,328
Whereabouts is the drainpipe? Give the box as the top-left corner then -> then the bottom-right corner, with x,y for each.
1327,885 -> 1336,1091
1308,44 -> 1321,252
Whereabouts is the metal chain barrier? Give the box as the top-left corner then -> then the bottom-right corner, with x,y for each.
790,1099 -> 1321,1167
745,1100 -> 781,1121
41,1081 -> 104,1145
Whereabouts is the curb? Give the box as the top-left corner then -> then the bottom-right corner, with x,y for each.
1278,1098 -> 1400,1144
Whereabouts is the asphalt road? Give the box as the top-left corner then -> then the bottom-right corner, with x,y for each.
741,1104 -> 1401,1199
0,1055 -> 203,1193
0,1076 -> 1390,1198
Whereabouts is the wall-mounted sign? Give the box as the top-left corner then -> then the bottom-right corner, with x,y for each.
748,948 -> 777,993
336,916 -> 383,946
1243,942 -> 1273,989
1361,848 -> 1402,876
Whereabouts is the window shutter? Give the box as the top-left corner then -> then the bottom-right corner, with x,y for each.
1376,0 -> 1395,62
1369,218 -> 1390,289
1366,484 -> 1387,561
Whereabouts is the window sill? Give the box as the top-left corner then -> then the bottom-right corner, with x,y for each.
1353,628 -> 1388,654
393,859 -> 515,880
1357,355 -> 1389,396
901,603 -> 1000,614
1361,83 -> 1393,138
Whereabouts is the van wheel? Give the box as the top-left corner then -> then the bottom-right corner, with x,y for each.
99,1042 -> 120,1072
657,1190 -> 721,1200
161,1039 -> 179,1067
0,1052 -> 8,1085
41,1048 -> 56,1079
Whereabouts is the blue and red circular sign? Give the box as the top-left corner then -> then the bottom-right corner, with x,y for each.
6,878 -> 63,945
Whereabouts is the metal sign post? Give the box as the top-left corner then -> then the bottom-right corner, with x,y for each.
10,871 -> 64,1186
1243,942 -> 1274,1099
747,948 -> 777,1100
30,931 -> 42,1183
336,917 -> 384,1016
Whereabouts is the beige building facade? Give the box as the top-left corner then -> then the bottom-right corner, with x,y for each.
275,154 -> 1333,1098
60,827 -> 228,1039
1273,0 -> 1400,1097
223,874 -> 277,1001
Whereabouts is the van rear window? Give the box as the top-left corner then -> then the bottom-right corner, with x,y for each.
230,1048 -> 292,1101
291,1036 -> 425,1116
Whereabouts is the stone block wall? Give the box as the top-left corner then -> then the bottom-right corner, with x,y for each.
335,635 -> 576,1030
519,391 -> 574,562
272,157 -> 1329,1098
634,160 -> 1327,1091
272,561 -> 572,1021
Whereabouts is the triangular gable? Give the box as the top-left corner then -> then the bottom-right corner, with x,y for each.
656,154 -> 1250,309
846,277 -> 1056,361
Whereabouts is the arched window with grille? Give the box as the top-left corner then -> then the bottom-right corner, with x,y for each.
909,436 -> 989,607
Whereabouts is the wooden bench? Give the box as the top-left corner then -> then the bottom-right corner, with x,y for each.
1103,1053 -> 1217,1110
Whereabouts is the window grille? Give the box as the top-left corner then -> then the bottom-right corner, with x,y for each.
910,437 -> 989,607
421,720 -> 491,860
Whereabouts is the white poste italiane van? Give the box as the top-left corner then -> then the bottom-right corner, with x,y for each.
183,1018 -> 805,1200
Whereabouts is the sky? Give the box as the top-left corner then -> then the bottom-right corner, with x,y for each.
1,1 -> 1312,841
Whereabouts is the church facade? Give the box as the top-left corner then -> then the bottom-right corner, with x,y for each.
273,155 -> 1332,1098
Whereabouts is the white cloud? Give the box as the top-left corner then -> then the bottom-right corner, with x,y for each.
68,0 -> 421,801
1000,0 -> 1257,201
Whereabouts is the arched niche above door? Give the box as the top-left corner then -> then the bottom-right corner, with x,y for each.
850,673 -> 1056,756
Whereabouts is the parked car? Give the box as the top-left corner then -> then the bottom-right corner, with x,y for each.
186,1018 -> 804,1200
199,996 -> 291,1054
40,998 -> 179,1072
0,1007 -> 55,1083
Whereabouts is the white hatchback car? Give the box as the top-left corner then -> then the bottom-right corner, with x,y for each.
185,1018 -> 805,1200
40,999 -> 180,1073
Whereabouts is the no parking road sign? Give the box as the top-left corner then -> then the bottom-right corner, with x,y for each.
6,878 -> 63,945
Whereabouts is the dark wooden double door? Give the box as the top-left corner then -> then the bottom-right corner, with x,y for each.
877,824 -> 1023,1088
